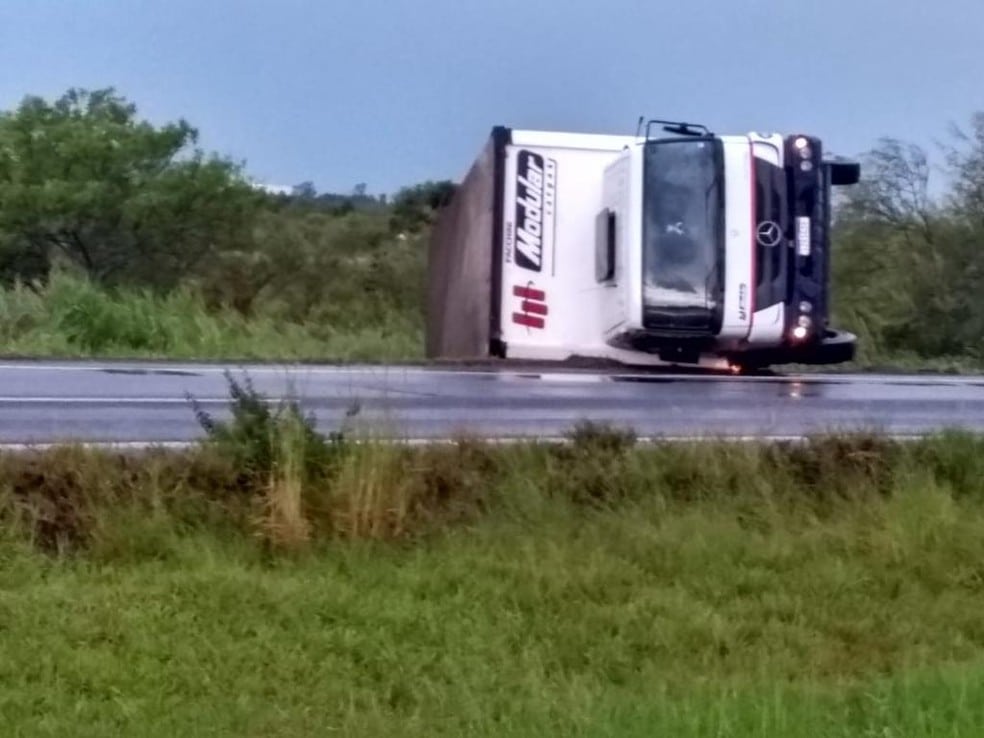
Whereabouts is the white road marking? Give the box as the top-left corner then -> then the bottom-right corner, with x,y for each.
0,397 -> 231,404
0,362 -> 459,376
0,432 -> 944,453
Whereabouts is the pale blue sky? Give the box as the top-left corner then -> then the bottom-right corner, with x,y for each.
1,0 -> 980,195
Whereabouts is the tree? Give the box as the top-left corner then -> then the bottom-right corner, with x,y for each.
389,179 -> 457,233
832,114 -> 984,362
945,112 -> 984,230
291,181 -> 317,199
0,87 -> 262,289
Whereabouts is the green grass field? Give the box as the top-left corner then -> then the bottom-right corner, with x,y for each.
3,529 -> 984,737
4,417 -> 984,735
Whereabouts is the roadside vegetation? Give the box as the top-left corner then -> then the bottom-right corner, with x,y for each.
0,88 -> 443,363
0,270 -> 422,361
1,377 -> 984,734
1,87 -> 983,368
831,116 -> 984,370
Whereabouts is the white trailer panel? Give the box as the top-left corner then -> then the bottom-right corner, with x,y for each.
499,134 -> 631,360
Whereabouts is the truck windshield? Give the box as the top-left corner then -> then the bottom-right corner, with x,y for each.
642,138 -> 724,332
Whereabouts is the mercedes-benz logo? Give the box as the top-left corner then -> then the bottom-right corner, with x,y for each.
756,220 -> 783,248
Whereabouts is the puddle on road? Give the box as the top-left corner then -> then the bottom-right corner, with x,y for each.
507,373 -> 681,384
101,368 -> 200,377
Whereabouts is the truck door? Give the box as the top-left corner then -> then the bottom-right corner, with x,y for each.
597,149 -> 633,339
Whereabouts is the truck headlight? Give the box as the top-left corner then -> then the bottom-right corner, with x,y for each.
794,137 -> 812,157
791,315 -> 813,341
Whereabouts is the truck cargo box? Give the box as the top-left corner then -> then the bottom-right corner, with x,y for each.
428,126 -> 672,364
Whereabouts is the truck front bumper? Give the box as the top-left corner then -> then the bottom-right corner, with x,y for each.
724,328 -> 856,368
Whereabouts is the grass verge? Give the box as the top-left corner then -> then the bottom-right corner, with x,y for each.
3,384 -> 984,734
2,539 -> 984,737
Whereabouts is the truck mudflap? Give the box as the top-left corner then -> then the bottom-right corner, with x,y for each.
725,328 -> 856,370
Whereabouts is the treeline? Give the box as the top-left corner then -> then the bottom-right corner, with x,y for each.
832,113 -> 984,367
0,88 -> 453,358
0,87 -> 982,366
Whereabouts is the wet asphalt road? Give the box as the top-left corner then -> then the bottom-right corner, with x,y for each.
1,360 -> 984,445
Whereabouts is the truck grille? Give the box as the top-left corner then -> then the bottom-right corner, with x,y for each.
753,158 -> 789,311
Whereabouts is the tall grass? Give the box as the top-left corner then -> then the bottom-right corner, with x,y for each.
261,408 -> 313,549
4,429 -> 984,733
0,271 -> 423,361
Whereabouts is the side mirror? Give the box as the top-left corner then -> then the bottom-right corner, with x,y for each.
826,159 -> 861,186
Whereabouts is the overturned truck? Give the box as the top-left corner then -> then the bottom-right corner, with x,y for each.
427,119 -> 860,371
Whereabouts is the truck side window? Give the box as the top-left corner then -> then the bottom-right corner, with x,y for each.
595,208 -> 616,282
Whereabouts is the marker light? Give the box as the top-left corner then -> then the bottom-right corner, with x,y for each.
792,325 -> 809,341
794,136 -> 809,149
